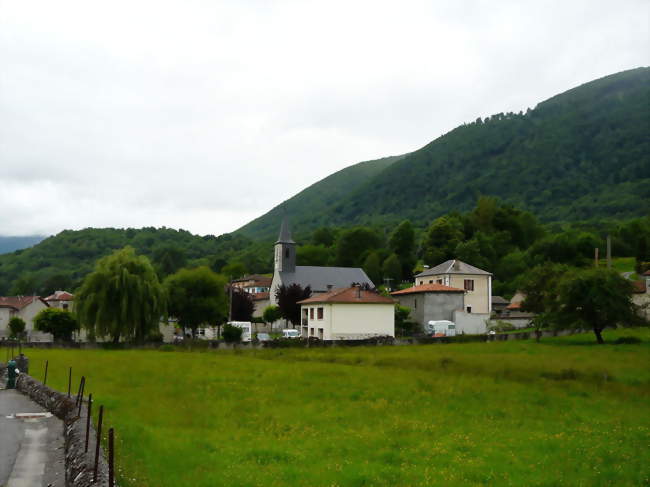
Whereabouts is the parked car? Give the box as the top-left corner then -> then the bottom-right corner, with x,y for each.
282,329 -> 301,339
256,332 -> 271,342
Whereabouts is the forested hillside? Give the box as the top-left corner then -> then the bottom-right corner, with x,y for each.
238,67 -> 650,235
237,155 -> 404,240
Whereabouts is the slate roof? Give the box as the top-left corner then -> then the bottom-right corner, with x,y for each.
492,295 -> 510,305
276,218 -> 295,244
416,259 -> 492,277
0,296 -> 48,310
278,266 -> 374,293
390,283 -> 465,296
298,287 -> 394,305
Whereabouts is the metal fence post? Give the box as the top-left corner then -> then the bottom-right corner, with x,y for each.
43,360 -> 48,385
85,393 -> 92,453
67,367 -> 72,397
94,405 -> 104,482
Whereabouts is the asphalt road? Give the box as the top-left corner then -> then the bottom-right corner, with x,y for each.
0,388 -> 65,487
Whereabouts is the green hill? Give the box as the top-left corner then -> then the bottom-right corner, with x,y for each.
237,67 -> 650,235
237,154 -> 405,240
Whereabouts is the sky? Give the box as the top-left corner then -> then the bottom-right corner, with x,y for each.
1,0 -> 649,237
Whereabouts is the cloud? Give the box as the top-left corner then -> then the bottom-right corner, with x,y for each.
0,0 -> 648,236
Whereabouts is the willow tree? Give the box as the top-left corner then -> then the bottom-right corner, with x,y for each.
76,247 -> 166,343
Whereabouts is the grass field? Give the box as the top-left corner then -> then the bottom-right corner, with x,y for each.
14,328 -> 650,487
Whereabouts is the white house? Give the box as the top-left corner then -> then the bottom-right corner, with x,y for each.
414,259 -> 492,314
297,286 -> 395,340
0,296 -> 52,342
44,290 -> 74,311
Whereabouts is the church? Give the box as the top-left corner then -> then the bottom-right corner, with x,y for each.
270,219 -> 374,304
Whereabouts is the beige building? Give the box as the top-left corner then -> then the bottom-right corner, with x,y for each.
44,290 -> 74,311
414,259 -> 492,314
0,296 -> 52,342
298,287 -> 395,340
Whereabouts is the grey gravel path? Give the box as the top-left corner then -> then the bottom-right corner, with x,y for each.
0,388 -> 65,487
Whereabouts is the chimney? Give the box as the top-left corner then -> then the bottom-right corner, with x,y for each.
453,260 -> 460,270
326,284 -> 333,291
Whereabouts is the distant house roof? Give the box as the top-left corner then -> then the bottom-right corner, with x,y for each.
278,266 -> 374,293
506,302 -> 522,310
415,259 -> 492,278
643,270 -> 650,276
390,283 -> 465,296
232,275 -> 272,286
492,295 -> 510,305
44,290 -> 74,301
0,296 -> 48,310
252,292 -> 270,301
631,281 -> 647,294
298,287 -> 394,305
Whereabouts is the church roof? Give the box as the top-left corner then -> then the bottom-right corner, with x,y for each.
276,218 -> 295,244
278,266 -> 374,293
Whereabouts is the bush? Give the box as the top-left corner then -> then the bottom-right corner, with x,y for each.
614,336 -> 642,345
222,324 -> 243,343
159,344 -> 175,352
147,331 -> 164,343
488,320 -> 516,332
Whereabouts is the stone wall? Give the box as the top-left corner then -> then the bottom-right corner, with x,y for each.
16,373 -> 110,487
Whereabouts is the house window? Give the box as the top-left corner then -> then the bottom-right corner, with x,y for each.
464,279 -> 474,291
429,280 -> 433,284
285,248 -> 290,258
310,328 -> 315,336
317,307 -> 324,320
414,299 -> 417,309
467,306 -> 472,313
318,328 -> 324,339
309,308 -> 314,320
437,279 -> 443,285
62,303 -> 69,310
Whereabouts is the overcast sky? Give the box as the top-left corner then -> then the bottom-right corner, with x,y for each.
1,0 -> 648,237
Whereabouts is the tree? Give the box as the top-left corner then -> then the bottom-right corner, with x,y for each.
152,245 -> 187,278
556,268 -> 644,344
222,323 -> 243,343
363,251 -> 382,286
165,266 -> 228,338
382,254 -> 402,287
230,287 -> 254,321
33,308 -> 79,342
394,304 -> 414,337
422,216 -> 464,265
8,317 -> 26,339
520,264 -> 570,341
335,227 -> 382,267
262,305 -> 282,325
388,220 -> 416,280
297,245 -> 331,266
275,283 -> 312,328
76,247 -> 165,343
222,261 -> 247,279
312,227 -> 337,247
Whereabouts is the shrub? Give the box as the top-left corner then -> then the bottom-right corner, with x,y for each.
614,336 -> 642,345
222,324 -> 243,343
488,320 -> 516,332
159,344 -> 175,352
8,317 -> 26,339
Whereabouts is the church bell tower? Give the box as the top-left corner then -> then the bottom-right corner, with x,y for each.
274,218 -> 296,273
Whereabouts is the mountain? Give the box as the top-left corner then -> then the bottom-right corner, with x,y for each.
237,67 -> 650,236
0,236 -> 45,255
237,154 -> 405,240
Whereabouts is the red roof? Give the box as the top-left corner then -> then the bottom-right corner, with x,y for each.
298,287 -> 395,305
631,281 -> 647,294
643,270 -> 650,276
390,283 -> 465,296
252,292 -> 270,301
44,290 -> 74,301
0,296 -> 48,310
506,302 -> 522,310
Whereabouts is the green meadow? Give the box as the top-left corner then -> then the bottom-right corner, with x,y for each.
18,329 -> 650,487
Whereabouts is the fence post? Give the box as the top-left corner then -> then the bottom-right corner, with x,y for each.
108,428 -> 114,487
43,360 -> 48,385
85,393 -> 92,453
77,377 -> 86,417
94,405 -> 104,482
67,367 -> 72,397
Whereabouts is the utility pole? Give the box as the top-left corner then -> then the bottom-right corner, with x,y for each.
228,277 -> 233,322
594,247 -> 599,267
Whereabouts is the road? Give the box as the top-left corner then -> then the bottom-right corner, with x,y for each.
0,388 -> 65,487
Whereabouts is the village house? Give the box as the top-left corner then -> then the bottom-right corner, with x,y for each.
44,290 -> 74,311
270,219 -> 373,305
298,286 -> 395,340
391,283 -> 465,331
631,270 -> 650,321
0,296 -> 52,342
414,259 -> 492,314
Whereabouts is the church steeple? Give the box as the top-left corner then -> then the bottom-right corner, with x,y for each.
274,218 -> 296,273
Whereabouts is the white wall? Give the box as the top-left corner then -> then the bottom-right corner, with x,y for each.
453,310 -> 489,335
303,303 -> 394,340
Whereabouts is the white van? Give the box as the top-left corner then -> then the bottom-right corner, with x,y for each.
425,320 -> 457,337
282,329 -> 301,339
227,321 -> 252,342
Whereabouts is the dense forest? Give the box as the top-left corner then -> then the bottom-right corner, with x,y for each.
238,67 -> 650,240
1,198 -> 648,299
